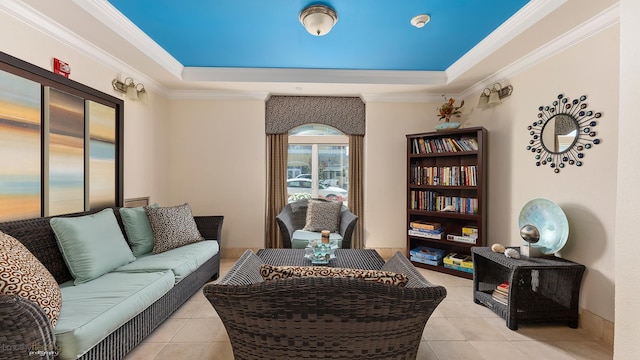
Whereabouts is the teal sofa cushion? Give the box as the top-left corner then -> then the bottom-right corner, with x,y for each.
55,270 -> 174,360
50,208 -> 136,285
114,240 -> 219,283
119,204 -> 159,256
291,230 -> 343,249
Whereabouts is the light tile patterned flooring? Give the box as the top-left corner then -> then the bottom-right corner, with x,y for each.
123,257 -> 613,360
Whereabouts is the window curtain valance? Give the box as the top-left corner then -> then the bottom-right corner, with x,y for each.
265,96 -> 365,135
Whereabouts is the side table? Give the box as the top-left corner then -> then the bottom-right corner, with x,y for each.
471,246 -> 585,330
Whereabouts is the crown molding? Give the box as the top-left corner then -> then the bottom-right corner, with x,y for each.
447,0 -> 567,83
182,67 -> 446,86
0,0 -> 166,95
361,92 -> 445,104
458,2 -> 620,100
72,0 -> 183,79
166,90 -> 270,101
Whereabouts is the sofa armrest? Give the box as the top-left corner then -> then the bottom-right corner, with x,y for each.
194,215 -> 224,241
275,210 -> 295,249
382,252 -> 447,293
210,250 -> 265,286
0,294 -> 57,359
339,210 -> 358,249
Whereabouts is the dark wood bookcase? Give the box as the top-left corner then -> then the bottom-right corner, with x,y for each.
406,127 -> 487,279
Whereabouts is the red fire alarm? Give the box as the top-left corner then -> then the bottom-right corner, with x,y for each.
53,58 -> 70,78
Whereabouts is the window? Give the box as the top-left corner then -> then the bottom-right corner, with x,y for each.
287,124 -> 349,205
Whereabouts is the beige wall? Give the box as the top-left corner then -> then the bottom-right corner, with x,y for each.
462,25 -> 619,322
363,101 -> 439,250
164,99 -> 266,249
615,0 -> 640,357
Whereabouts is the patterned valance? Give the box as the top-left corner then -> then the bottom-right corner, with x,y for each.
266,96 -> 365,135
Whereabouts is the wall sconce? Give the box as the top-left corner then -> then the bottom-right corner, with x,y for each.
478,83 -> 513,108
112,76 -> 146,100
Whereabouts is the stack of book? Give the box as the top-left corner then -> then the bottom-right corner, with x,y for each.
410,246 -> 446,266
443,253 -> 474,274
408,221 -> 445,239
492,282 -> 509,305
446,225 -> 478,244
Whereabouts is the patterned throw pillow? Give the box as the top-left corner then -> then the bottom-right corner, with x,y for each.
145,203 -> 204,254
259,264 -> 408,287
0,231 -> 62,327
302,200 -> 342,232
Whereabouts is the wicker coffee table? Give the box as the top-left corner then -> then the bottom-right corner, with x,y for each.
256,248 -> 385,270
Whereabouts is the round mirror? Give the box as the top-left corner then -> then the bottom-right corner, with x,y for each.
525,94 -> 602,173
540,114 -> 578,153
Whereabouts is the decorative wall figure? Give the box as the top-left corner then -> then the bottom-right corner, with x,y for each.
526,94 -> 602,173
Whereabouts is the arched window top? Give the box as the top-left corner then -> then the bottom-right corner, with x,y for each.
289,124 -> 344,136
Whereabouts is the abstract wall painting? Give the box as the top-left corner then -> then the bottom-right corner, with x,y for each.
87,100 -> 116,209
0,51 -> 123,222
0,69 -> 42,221
45,87 -> 85,216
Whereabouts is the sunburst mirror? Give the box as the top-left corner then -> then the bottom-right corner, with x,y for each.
526,93 -> 602,173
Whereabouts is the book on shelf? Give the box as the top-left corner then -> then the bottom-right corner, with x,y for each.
408,228 -> 444,240
492,291 -> 508,305
409,165 -> 477,187
410,136 -> 479,154
462,226 -> 478,239
491,282 -> 510,305
410,256 -> 443,266
447,234 -> 477,244
410,246 -> 446,261
409,190 -> 478,214
409,220 -> 441,230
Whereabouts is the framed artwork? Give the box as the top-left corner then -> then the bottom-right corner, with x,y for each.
0,70 -> 41,220
0,51 -> 123,221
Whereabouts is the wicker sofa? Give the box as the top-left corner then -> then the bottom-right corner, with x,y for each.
0,207 -> 223,360
204,250 -> 447,360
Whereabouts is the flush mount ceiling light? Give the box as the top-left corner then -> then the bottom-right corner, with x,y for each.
299,4 -> 338,36
410,14 -> 431,28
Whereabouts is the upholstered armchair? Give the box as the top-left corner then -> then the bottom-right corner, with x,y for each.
275,199 -> 358,249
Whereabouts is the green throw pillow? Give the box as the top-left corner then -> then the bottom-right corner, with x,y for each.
50,208 -> 136,285
120,203 -> 159,256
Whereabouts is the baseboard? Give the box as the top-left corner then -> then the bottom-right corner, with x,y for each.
579,308 -> 614,345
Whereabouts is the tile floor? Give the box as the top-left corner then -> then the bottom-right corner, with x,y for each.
123,257 -> 614,360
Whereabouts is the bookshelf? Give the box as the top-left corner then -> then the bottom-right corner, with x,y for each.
406,127 -> 487,279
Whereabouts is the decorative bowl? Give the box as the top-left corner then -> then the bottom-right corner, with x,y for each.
518,198 -> 569,255
304,240 -> 338,264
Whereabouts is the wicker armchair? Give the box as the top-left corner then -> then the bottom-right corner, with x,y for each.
0,294 -> 57,360
275,199 -> 358,249
203,250 -> 447,360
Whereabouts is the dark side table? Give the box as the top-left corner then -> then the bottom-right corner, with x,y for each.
471,246 -> 586,330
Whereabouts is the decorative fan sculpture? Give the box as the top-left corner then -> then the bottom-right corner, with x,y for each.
526,94 -> 602,173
